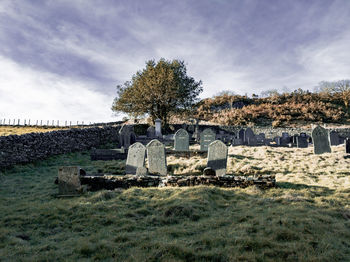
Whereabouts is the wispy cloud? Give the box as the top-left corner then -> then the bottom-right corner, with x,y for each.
0,0 -> 350,121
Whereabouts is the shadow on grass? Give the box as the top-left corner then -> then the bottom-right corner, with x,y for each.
277,181 -> 335,195
228,154 -> 262,160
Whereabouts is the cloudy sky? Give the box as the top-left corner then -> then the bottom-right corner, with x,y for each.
1,0 -> 350,123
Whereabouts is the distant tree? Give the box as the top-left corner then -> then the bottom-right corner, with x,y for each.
112,59 -> 203,125
260,89 -> 279,98
318,80 -> 350,108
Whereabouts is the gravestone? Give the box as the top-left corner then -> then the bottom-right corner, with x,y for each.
247,136 -> 257,146
312,125 -> 331,154
238,128 -> 245,140
146,139 -> 167,176
155,119 -> 162,138
233,138 -> 243,146
147,126 -> 156,138
125,142 -> 146,174
329,131 -> 340,146
200,128 -> 216,151
345,138 -> 350,154
119,125 -> 134,149
244,128 -> 255,144
207,140 -> 228,176
174,129 -> 189,151
280,133 -> 290,146
58,166 -> 82,195
256,133 -> 265,144
296,136 -> 308,148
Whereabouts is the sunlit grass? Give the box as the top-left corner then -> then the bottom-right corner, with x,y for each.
0,145 -> 349,261
0,126 -> 68,136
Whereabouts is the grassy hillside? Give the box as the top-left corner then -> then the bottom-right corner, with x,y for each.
193,91 -> 350,127
0,146 -> 349,261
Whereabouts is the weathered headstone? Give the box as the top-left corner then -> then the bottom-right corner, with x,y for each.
312,125 -> 331,154
147,126 -> 156,138
345,138 -> 350,154
200,128 -> 216,151
155,119 -> 162,138
296,136 -> 308,148
207,140 -> 228,176
58,166 -> 82,195
174,129 -> 189,151
329,131 -> 340,146
146,139 -> 167,176
244,128 -> 255,144
125,142 -> 146,174
119,125 -> 134,149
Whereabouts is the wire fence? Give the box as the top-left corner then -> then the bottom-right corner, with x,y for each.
0,118 -> 124,128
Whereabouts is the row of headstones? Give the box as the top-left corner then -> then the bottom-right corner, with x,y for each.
126,139 -> 228,176
120,123 -> 345,154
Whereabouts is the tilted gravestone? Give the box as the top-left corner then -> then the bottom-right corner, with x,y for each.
174,129 -> 189,151
125,142 -> 146,174
207,140 -> 228,176
244,128 -> 255,144
58,166 -> 82,195
200,128 -> 216,151
312,125 -> 331,154
329,131 -> 340,146
296,136 -> 308,148
146,139 -> 167,176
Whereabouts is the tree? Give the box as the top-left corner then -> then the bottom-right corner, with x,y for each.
318,80 -> 350,108
112,59 -> 203,125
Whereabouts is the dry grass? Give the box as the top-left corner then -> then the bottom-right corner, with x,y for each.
0,126 -> 68,136
0,145 -> 349,261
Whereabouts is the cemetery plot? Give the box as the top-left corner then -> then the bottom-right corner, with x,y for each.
2,143 -> 350,262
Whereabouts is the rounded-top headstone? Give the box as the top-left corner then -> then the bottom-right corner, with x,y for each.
312,125 -> 331,154
146,139 -> 167,176
200,128 -> 216,151
207,140 -> 228,176
174,128 -> 189,151
125,142 -> 146,174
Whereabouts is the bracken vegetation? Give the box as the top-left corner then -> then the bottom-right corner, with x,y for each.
1,145 -> 349,261
193,89 -> 349,127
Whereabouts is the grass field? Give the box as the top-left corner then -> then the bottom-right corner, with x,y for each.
0,145 -> 349,261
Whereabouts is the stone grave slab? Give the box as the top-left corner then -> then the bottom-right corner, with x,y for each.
312,125 -> 331,154
146,139 -> 167,176
329,131 -> 340,146
200,128 -> 216,151
58,166 -> 82,195
296,136 -> 308,148
125,142 -> 146,174
207,140 -> 228,176
244,128 -> 255,144
174,128 -> 189,151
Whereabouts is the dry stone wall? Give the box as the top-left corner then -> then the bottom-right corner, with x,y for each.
0,126 -> 119,169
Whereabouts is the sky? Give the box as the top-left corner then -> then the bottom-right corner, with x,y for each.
1,0 -> 350,123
